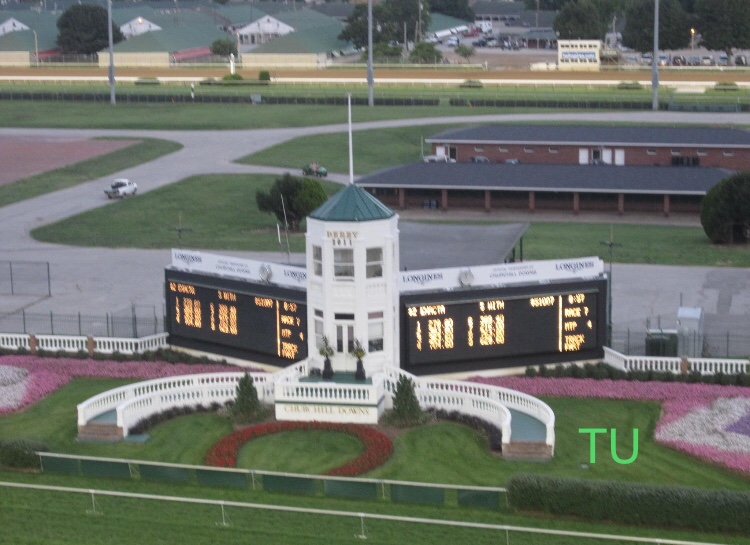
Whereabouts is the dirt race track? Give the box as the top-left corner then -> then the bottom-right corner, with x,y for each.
1,58 -> 749,84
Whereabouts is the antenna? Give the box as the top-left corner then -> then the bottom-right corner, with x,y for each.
348,93 -> 354,185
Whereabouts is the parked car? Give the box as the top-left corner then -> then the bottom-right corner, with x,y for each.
104,178 -> 137,199
485,38 -> 498,48
472,38 -> 487,47
736,55 -> 748,66
688,55 -> 701,66
641,53 -> 653,65
504,158 -> 520,165
446,36 -> 459,47
302,162 -> 328,177
423,155 -> 456,163
718,54 -> 729,66
701,55 -> 714,66
671,55 -> 686,66
657,55 -> 670,66
470,156 -> 490,163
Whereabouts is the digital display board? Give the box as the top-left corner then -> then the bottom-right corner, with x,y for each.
165,270 -> 307,364
401,279 -> 606,372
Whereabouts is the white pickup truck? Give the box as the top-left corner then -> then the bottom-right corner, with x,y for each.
104,179 -> 137,199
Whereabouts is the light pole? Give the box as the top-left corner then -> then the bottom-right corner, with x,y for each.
690,28 -> 695,50
107,0 -> 115,105
600,226 -> 622,347
367,0 -> 374,107
32,29 -> 38,67
651,0 -> 659,111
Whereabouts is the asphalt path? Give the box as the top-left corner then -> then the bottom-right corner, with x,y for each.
0,111 -> 748,356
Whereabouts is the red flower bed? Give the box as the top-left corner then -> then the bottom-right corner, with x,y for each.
204,421 -> 393,477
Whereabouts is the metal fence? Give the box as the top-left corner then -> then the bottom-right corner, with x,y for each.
0,305 -> 164,339
0,261 -> 51,296
611,328 -> 750,359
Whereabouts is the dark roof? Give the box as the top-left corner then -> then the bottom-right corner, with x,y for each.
357,163 -> 731,195
399,222 -> 527,270
310,183 -> 395,222
426,125 -> 750,148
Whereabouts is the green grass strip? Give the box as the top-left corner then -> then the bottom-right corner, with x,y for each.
0,137 -> 182,209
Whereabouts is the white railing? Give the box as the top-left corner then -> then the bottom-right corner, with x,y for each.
275,380 -> 381,406
0,332 -> 169,355
77,372 -> 270,436
604,347 -> 750,375
382,365 -> 555,449
0,333 -> 31,350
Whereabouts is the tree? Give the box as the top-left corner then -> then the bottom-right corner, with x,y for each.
231,373 -> 261,422
524,0 -> 577,9
384,0 -> 431,44
700,172 -> 750,244
454,44 -> 475,63
56,4 -> 124,55
256,173 -> 327,231
391,375 -> 424,426
622,0 -> 690,52
339,3 -> 392,49
695,0 -> 750,61
409,42 -> 442,64
554,0 -> 607,40
430,0 -> 474,21
210,38 -> 237,58
363,43 -> 403,63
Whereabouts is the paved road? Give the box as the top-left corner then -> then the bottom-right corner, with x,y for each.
0,111 -> 748,355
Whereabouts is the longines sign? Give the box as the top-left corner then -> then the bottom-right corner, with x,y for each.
170,249 -> 307,289
398,257 -> 604,293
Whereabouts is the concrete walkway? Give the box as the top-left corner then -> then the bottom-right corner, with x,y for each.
0,111 -> 748,353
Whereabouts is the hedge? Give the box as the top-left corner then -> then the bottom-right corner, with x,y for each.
0,439 -> 48,469
507,474 -> 750,534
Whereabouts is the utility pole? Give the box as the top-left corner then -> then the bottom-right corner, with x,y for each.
652,0 -> 660,111
367,0 -> 374,107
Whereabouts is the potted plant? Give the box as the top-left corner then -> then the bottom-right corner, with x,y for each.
319,335 -> 334,379
350,338 -> 366,381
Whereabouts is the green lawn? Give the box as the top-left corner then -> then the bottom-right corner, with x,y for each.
31,174 -> 343,252
238,124 -> 461,175
0,137 -> 182,209
29,174 -> 750,266
1,379 -> 749,544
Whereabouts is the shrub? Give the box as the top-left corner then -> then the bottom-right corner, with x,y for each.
460,79 -> 483,88
524,366 -> 538,377
231,373 -> 268,423
507,474 -> 750,533
258,70 -> 271,81
389,374 -> 425,426
0,439 -> 48,469
134,78 -> 160,85
616,81 -> 643,90
222,73 -> 243,81
714,81 -> 739,91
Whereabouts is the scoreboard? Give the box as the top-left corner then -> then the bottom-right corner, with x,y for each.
400,278 -> 607,373
165,270 -> 307,364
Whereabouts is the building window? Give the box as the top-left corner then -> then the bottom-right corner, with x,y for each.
498,147 -> 508,153
723,150 -> 734,157
697,149 -> 708,156
646,149 -> 657,156
312,245 -> 322,276
333,249 -> 354,279
671,149 -> 682,156
368,311 -> 384,352
524,147 -> 534,154
548,147 -> 559,154
314,309 -> 324,349
366,248 -> 383,278
474,146 -> 484,152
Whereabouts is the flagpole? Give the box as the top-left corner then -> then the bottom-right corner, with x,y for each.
348,93 -> 354,185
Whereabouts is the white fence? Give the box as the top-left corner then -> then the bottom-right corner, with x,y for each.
604,347 -> 750,375
77,372 -> 271,437
0,332 -> 169,355
382,365 -> 555,450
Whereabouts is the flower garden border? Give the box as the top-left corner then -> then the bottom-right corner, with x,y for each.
205,421 -> 394,477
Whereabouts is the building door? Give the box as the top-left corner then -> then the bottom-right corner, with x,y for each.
448,146 -> 457,160
578,148 -> 588,164
435,145 -> 446,157
602,148 -> 612,164
336,322 -> 355,354
615,149 -> 625,165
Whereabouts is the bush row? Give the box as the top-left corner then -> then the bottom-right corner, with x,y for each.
427,408 -> 502,452
261,95 -> 439,106
448,97 -> 653,110
507,474 -> 750,534
129,403 -> 225,435
0,439 -> 48,469
525,361 -> 750,386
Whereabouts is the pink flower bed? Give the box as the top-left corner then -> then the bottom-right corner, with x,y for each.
0,355 -> 247,414
470,376 -> 750,474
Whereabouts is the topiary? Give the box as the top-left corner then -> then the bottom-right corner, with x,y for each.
231,373 -> 265,423
390,375 -> 424,426
258,70 -> 271,81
